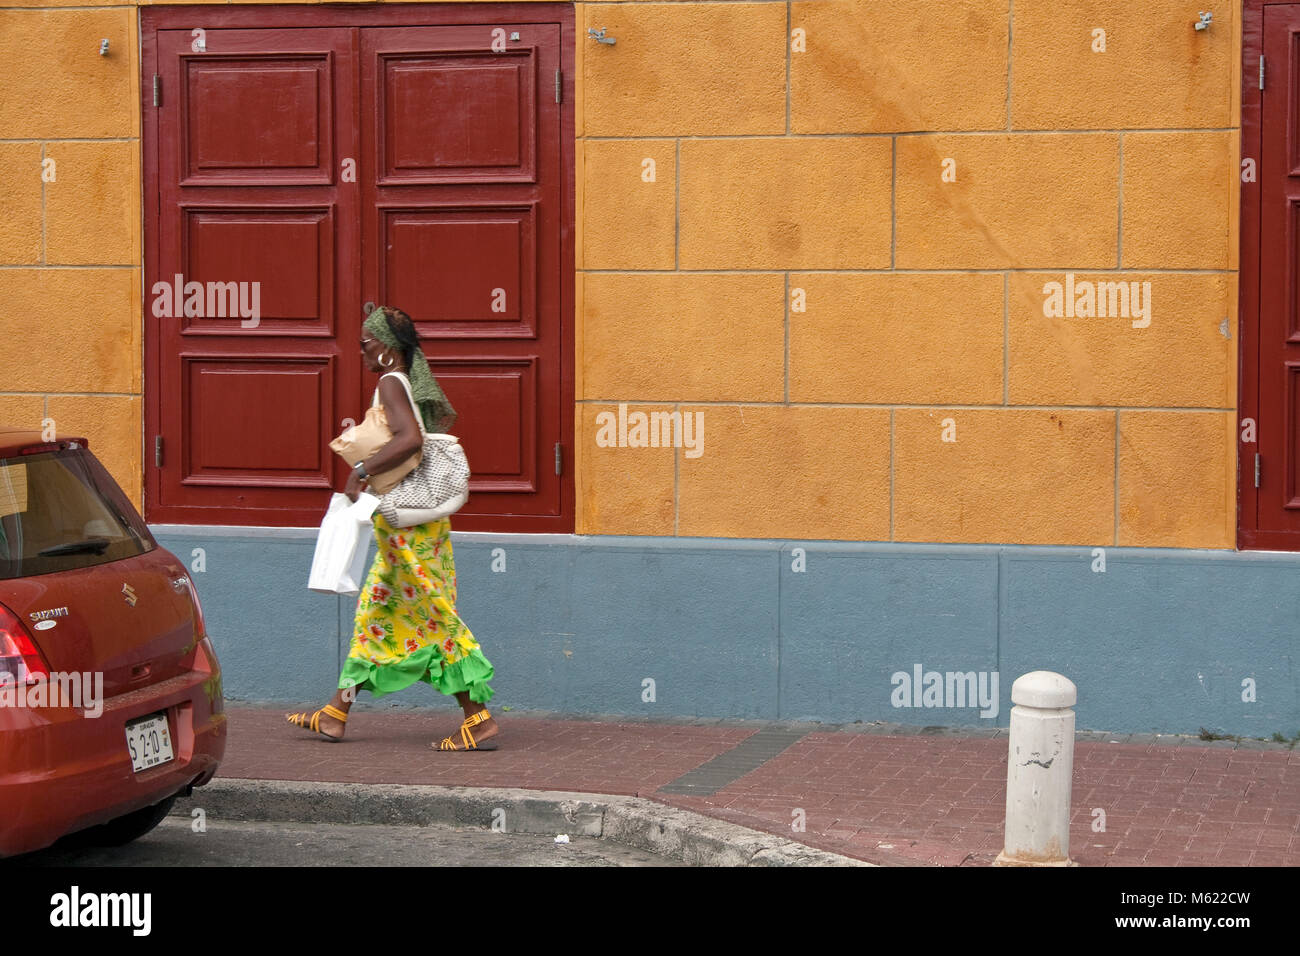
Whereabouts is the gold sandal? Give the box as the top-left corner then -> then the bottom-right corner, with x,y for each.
433,709 -> 498,751
286,704 -> 348,741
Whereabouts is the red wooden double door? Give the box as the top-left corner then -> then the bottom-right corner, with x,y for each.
142,5 -> 574,531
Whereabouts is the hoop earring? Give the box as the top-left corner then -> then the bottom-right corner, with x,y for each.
379,352 -> 394,368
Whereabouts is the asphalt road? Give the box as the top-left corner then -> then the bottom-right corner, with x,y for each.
15,818 -> 684,867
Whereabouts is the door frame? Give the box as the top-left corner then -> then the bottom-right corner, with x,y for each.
140,3 -> 576,531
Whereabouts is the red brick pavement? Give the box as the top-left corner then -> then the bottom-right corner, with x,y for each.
224,707 -> 1300,867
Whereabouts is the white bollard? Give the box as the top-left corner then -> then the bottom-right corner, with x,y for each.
994,671 -> 1078,867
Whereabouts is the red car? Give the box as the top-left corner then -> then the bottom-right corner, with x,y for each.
0,427 -> 225,857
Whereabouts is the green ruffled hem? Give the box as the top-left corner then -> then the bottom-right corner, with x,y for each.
338,644 -> 495,704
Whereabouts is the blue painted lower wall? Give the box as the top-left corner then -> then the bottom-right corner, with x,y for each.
149,526 -> 1300,737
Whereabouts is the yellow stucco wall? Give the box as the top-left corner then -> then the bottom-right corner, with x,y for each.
0,7 -> 142,502
576,0 -> 1240,549
0,1 -> 1241,548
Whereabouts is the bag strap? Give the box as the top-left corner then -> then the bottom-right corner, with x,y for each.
378,371 -> 425,436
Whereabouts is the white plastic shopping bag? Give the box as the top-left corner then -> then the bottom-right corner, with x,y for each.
308,492 -> 379,595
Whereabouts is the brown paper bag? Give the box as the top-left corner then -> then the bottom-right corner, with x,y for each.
329,405 -> 420,495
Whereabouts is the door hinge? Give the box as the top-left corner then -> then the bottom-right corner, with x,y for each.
1254,453 -> 1261,488
155,435 -> 164,467
555,442 -> 563,476
153,74 -> 161,107
555,69 -> 562,104
1260,56 -> 1266,91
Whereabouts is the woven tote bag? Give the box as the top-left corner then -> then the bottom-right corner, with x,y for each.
376,373 -> 470,527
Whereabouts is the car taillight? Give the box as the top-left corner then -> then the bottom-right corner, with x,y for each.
194,636 -> 217,672
0,603 -> 51,687
180,571 -> 207,638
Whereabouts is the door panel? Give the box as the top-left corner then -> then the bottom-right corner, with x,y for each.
1258,6 -> 1300,538
149,27 -> 359,524
381,205 -> 537,334
433,359 -> 539,494
362,24 -> 563,527
378,55 -> 537,183
180,56 -> 336,186
144,7 -> 573,530
183,357 -> 334,487
181,207 -> 337,336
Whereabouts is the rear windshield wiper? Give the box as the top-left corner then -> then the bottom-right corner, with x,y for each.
38,537 -> 112,557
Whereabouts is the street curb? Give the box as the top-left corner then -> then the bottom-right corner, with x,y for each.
171,778 -> 870,867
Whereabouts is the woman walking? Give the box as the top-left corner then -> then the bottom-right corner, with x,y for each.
287,306 -> 500,751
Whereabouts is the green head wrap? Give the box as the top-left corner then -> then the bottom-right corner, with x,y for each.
364,308 -> 457,433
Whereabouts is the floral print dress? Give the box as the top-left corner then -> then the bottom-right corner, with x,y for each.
337,513 -> 494,703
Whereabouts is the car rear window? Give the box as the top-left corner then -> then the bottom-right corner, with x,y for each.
0,446 -> 154,580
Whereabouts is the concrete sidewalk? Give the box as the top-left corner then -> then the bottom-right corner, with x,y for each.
220,706 -> 1300,866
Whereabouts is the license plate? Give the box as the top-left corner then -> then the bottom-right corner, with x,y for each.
125,712 -> 175,772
